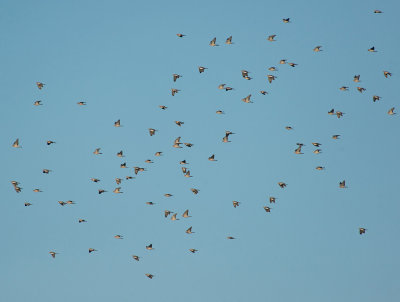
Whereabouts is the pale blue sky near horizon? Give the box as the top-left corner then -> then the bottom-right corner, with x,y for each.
1,0 -> 400,301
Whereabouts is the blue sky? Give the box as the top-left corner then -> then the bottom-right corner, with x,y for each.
1,0 -> 400,301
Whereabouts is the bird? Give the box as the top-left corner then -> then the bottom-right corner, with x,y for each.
114,235 -> 123,239
294,146 -> 303,154
233,201 -> 240,208
357,87 -> 366,93
269,197 -> 276,203
189,249 -> 198,253
182,210 -> 191,218
171,213 -> 179,221
149,128 -> 157,136
186,226 -> 194,234
241,70 -> 249,78
218,84 -> 226,89
134,167 -> 146,175
36,82 -> 45,89
339,180 -> 347,188
176,33 -> 185,37
227,236 -> 235,240
198,66 -> 207,73
34,100 -> 42,106
278,182 -> 287,188
260,91 -> 268,95
190,188 -> 199,195
288,62 -> 298,67
113,187 -> 123,193
155,152 -> 163,156
120,162 -> 127,168
159,105 -> 167,110
316,166 -> 325,170
388,107 -> 396,115
283,18 -> 290,23
49,251 -> 57,258
89,248 -> 97,253
146,244 -> 154,250
267,75 -> 277,83
115,178 -> 122,185
173,74 -> 182,82
383,71 -> 392,78
58,201 -> 66,206
43,169 -> 51,174
336,111 -> 344,118
171,88 -> 180,96
175,121 -> 184,127
145,274 -> 154,279
208,154 -> 217,161
98,189 -> 107,194
312,142 -> 321,147
340,86 -> 349,91
117,150 -> 124,157
267,35 -> 276,41
125,176 -> 134,180
372,95 -> 381,102
368,46 -> 377,52
279,59 -> 287,64
184,171 -> 192,178
374,10 -> 382,13
226,36 -> 233,44
180,160 -> 188,165
313,149 -> 322,154
66,200 -> 75,205
328,109 -> 335,115
164,210 -> 173,218
313,46 -> 322,52
78,219 -> 86,223
33,189 -> 42,193
359,228 -> 367,234
184,143 -> 193,147
24,202 -> 32,207
132,255 -> 140,261
285,126 -> 293,130
12,139 -> 21,148
209,37 -> 218,46
114,119 -> 121,127
263,206 -> 271,213
46,140 -> 56,146
145,159 -> 153,164
164,193 -> 173,197
332,135 -> 341,139
77,101 -> 86,105
93,148 -> 102,155
242,94 -> 253,103
173,137 -> 182,148
354,75 -> 360,82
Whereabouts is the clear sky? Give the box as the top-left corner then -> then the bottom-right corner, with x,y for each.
1,0 -> 399,301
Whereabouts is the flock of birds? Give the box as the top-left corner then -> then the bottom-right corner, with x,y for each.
10,10 -> 393,279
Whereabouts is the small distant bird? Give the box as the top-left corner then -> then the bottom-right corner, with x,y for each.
285,126 -> 293,130
227,236 -> 235,240
313,149 -> 322,154
208,154 -> 217,161
340,86 -> 349,91
383,71 -> 392,78
171,88 -> 180,96
264,206 -> 271,213
241,70 -> 249,78
312,142 -> 321,147
12,138 -> 21,148
43,169 -> 51,174
288,62 -> 298,67
91,178 -> 100,182
294,146 -> 303,154
184,171 -> 192,178
388,107 -> 396,115
171,213 -> 179,221
134,167 -> 146,174
316,166 -> 325,170
77,101 -> 86,105
278,182 -> 287,188
120,162 -> 127,168
66,200 -> 75,205
36,82 -> 45,89
260,91 -> 268,95
78,219 -> 86,223
209,37 -> 218,46
283,18 -> 290,23
184,143 -> 193,147
267,34 -> 276,41
132,255 -> 140,261
374,10 -> 382,13
24,202 -> 32,207
173,74 -> 182,82
47,140 -> 56,145
226,36 -> 233,44
149,128 -> 157,136
267,74 -> 277,83
199,66 -> 207,73
359,228 -> 366,234
49,251 -> 57,258
336,111 -> 344,118
145,274 -> 154,279
175,121 -> 184,127
354,75 -> 360,82
34,100 -> 42,106
368,46 -> 377,52
93,148 -> 102,155
268,67 -> 277,71
176,33 -> 185,37
125,176 -> 134,180
58,201 -> 66,206
146,244 -> 154,250
180,159 -> 188,164
155,152 -> 163,156
216,110 -> 225,114
372,95 -> 381,102
242,94 -> 253,103
279,59 -> 287,64
357,87 -> 366,93
115,178 -> 122,185
89,248 -> 97,253
145,159 -> 153,164
186,226 -> 194,234
164,193 -> 173,197
189,249 -> 198,253
269,197 -> 276,203
190,188 -> 199,195
233,201 -> 240,208
33,189 -> 42,193
339,180 -> 347,188
164,210 -> 172,218
117,150 -> 124,157
328,109 -> 335,115
313,46 -> 322,52
332,135 -> 340,139
98,189 -> 106,194
114,235 -> 123,239
113,187 -> 123,193
159,105 -> 167,110
218,84 -> 226,89
114,119 -> 121,127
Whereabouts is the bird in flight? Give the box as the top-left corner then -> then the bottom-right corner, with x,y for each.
225,36 -> 233,44
176,33 -> 185,37
233,201 -> 240,208
278,182 -> 287,188
49,251 -> 57,258
199,66 -> 208,73
12,139 -> 21,148
267,35 -> 276,41
36,82 -> 45,89
173,74 -> 182,82
209,37 -> 218,46
359,228 -> 366,234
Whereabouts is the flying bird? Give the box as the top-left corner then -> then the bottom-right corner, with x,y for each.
278,182 -> 287,188
49,251 -> 57,258
77,101 -> 86,105
89,248 -> 97,253
176,33 -> 185,37
225,36 -> 233,44
263,206 -> 271,213
190,188 -> 199,195
114,119 -> 121,127
186,226 -> 194,234
182,209 -> 191,218
359,228 -> 366,234
189,249 -> 198,253
93,148 -> 102,155
12,139 -> 21,148
209,37 -> 218,46
149,128 -> 157,136
132,255 -> 140,261
233,201 -> 240,208
173,74 -> 182,82
145,274 -> 154,279
388,107 -> 396,115
171,88 -> 180,96
368,46 -> 377,52
199,66 -> 207,73
267,35 -> 276,41
313,46 -> 322,52
208,154 -> 217,161
283,18 -> 290,23
36,82 -> 45,89
34,100 -> 42,106
146,244 -> 154,250
383,71 -> 392,78
113,187 -> 123,193
339,180 -> 347,188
